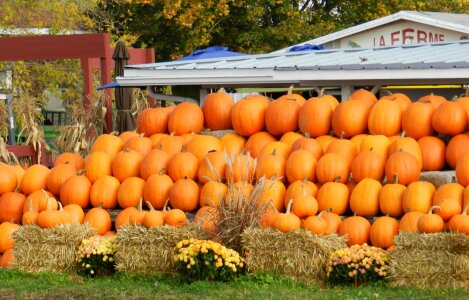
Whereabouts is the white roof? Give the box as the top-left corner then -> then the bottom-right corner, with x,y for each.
275,11 -> 469,53
117,40 -> 469,88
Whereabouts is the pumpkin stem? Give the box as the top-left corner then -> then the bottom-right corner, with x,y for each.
287,85 -> 294,95
318,88 -> 325,97
393,174 -> 399,184
217,87 -> 226,94
137,198 -> 143,211
333,176 -> 342,183
340,131 -> 345,139
286,199 -> 294,214
58,201 -> 64,211
163,198 -> 170,212
462,204 -> 469,215
146,201 -> 155,211
451,176 -> 457,183
317,210 -> 327,219
304,132 -> 310,139
427,205 -> 441,215
27,197 -> 34,213
400,131 -> 407,137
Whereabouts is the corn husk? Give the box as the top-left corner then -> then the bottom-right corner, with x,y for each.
388,232 -> 469,288
114,224 -> 208,274
241,228 -> 346,283
12,224 -> 96,273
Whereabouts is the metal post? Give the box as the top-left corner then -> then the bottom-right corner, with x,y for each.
6,94 -> 15,145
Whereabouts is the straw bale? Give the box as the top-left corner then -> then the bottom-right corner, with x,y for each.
241,228 -> 346,283
388,232 -> 469,288
114,223 -> 209,274
12,224 -> 96,273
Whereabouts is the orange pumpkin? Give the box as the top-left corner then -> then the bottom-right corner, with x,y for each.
60,174 -> 92,208
167,102 -> 204,135
143,201 -> 165,228
63,203 -> 85,224
350,178 -> 382,217
84,152 -> 112,183
0,192 -> 26,224
136,107 -> 171,137
168,177 -> 199,212
456,153 -> 469,187
37,202 -> 71,228
128,199 -> 148,225
432,101 -> 467,136
202,88 -> 234,130
0,248 -> 14,267
322,211 -> 343,234
54,152 -> 85,171
338,216 -> 371,247
370,216 -> 399,249
316,153 -> 350,184
219,132 -> 246,156
143,173 -> 174,210
277,88 -> 306,105
418,136 -> 446,171
0,164 -> 18,196
325,138 -> 358,167
368,99 -> 402,136
417,93 -> 447,109
298,98 -> 333,137
303,211 -> 329,235
316,178 -> 349,215
401,101 -> 435,139
197,151 -> 227,184
244,131 -> 277,159
434,198 -> 462,222
290,134 -> 323,161
433,181 -> 464,207
22,198 -> 39,225
447,204 -> 469,234
350,89 -> 378,108
378,177 -> 405,217
46,163 -> 76,196
119,131 -> 140,144
155,134 -> 185,159
231,95 -> 269,136
185,135 -> 223,161
90,134 -> 124,160
124,136 -> 153,157
225,153 -> 256,183
446,134 -> 469,169
351,150 -> 385,182
385,151 -> 420,185
284,180 -> 318,208
117,177 -> 145,209
402,181 -> 435,214
359,134 -> 389,158
399,210 -> 424,233
265,98 -> 301,136
257,179 -> 286,213
90,176 -> 120,209
148,133 -> 168,148
417,205 -> 444,233
273,200 -> 301,233
379,92 -> 412,111
140,148 -> 170,180
23,190 -> 57,213
387,134 -> 423,170
84,207 -> 112,235
193,206 -> 220,237
115,207 -> 138,230
167,149 -> 199,181
164,207 -> 187,227
255,149 -> 286,181
290,194 -> 318,218
111,148 -> 144,182
285,150 -> 317,183
20,164 -> 50,196
0,222 -> 20,253
332,100 -> 370,139
199,181 -> 228,207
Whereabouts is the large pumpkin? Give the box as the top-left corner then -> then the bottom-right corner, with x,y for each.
379,92 -> 412,111
140,149 -> 170,180
351,150 -> 385,182
84,152 -> 112,183
54,152 -> 85,171
265,98 -> 301,136
244,131 -> 277,159
418,136 -> 446,171
199,181 -> 228,207
298,98 -> 333,137
457,153 -> 469,187
399,210 -> 424,233
63,203 -> 85,224
332,100 -> 371,139
143,173 -> 174,209
273,200 -> 301,233
258,179 -> 286,213
448,204 -> 469,234
202,88 -> 234,130
0,192 -> 26,224
402,181 -> 435,213
37,203 -> 71,228
290,134 -> 323,161
316,179 -> 349,215
124,136 -> 153,157
84,207 -> 112,235
284,180 -> 318,207
338,216 -> 371,247
167,150 -> 199,181
447,134 -> 469,169
90,176 -> 120,209
219,132 -> 245,156
46,163 -> 76,196
401,101 -> 435,139
197,151 -> 227,184
349,178 -> 382,217
316,153 -> 350,184
385,151 -> 420,185
285,150 -> 317,183
90,134 -> 123,160
370,216 -> 399,249
359,134 -> 389,158
112,148 -> 144,182
225,153 -> 256,183
349,89 -> 378,108
325,138 -> 358,166
136,107 -> 171,136
168,177 -> 199,212
167,102 -> 204,135
117,177 -> 145,209
388,134 -> 423,170
432,101 -> 467,136
255,149 -> 286,181
0,164 -> 18,196
155,134 -> 185,159
60,174 -> 92,208
0,222 -> 20,253
20,164 -> 50,195
378,179 -> 405,217
417,205 -> 444,233
185,135 -> 223,161
231,95 -> 269,136
368,99 -> 402,136
417,93 -> 447,109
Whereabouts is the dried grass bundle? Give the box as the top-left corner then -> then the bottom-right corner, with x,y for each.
114,224 -> 208,274
388,232 -> 469,288
131,88 -> 149,118
12,224 -> 96,273
242,228 -> 346,283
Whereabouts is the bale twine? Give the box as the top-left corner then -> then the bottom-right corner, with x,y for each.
241,228 -> 346,283
388,232 -> 469,288
12,224 -> 96,273
114,224 -> 208,274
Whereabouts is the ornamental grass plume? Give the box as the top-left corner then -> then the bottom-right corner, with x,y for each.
76,235 -> 117,277
173,238 -> 245,282
326,243 -> 389,286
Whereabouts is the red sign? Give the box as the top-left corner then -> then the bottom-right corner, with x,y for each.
373,28 -> 445,46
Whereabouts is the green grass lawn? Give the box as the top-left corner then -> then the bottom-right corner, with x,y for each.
0,269 -> 468,300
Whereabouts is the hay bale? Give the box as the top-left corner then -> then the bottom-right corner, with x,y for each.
388,232 -> 469,288
12,224 -> 96,273
241,228 -> 346,283
115,223 -> 209,274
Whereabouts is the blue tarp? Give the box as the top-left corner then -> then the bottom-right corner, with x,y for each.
96,81 -> 119,90
177,46 -> 248,61
288,44 -> 325,52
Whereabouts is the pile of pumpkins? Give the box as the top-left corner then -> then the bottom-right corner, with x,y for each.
1,87 -> 469,266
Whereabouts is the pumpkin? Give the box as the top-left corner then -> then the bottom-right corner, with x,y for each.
117,177 -> 145,209
370,216 -> 399,249
0,222 -> 20,253
321,211 -> 343,233
273,200 -> 301,233
388,134 -> 423,170
181,132 -> 197,145
90,176 -> 120,209
202,88 -> 234,130
84,152 -> 112,183
277,87 -> 306,105
351,150 -> 386,182
338,216 -> 371,247
231,181 -> 254,202
402,181 -> 435,214
23,190 -> 57,213
124,136 -> 153,157
197,151 -> 227,184
290,134 -> 324,161
265,98 -> 301,136
244,131 -> 277,159
298,98 -> 333,137
115,207 -> 138,230
84,206 -> 112,235
432,101 -> 467,136
167,102 -> 204,135
155,134 -> 185,159
332,100 -> 371,138
378,176 -> 405,217
22,198 -> 39,225
90,134 -> 123,160
63,204 -> 85,224
0,164 -> 18,196
457,96 -> 469,131
193,206 -> 220,237
112,148 -> 143,182
325,137 -> 358,166
0,192 -> 26,224
448,204 -> 469,234
417,205 -> 444,233
168,177 -> 199,212
446,134 -> 469,169
119,131 -> 140,144
433,181 -> 464,207
164,207 -> 187,227
46,163 -> 76,196
385,151 -> 420,185
54,152 -> 85,171
464,186 -> 469,211
259,204 -> 279,229
143,201 -> 165,228
303,211 -> 329,235
359,134 -> 389,158
434,198 -> 462,222
350,178 -> 382,217
257,179 -> 286,213
291,194 -> 318,218
368,99 -> 402,136
379,92 -> 412,111
148,133 -> 168,148
140,148 -> 169,180
0,248 -> 14,267
128,199 -> 148,225
399,210 -> 424,233
316,177 -> 349,215
219,132 -> 245,156
255,149 -> 286,181
11,165 -> 25,189
136,107 -> 171,136
258,141 -> 290,161
456,153 -> 469,187
316,153 -> 350,184
199,181 -> 228,207
285,150 -> 317,183
401,101 -> 435,139
185,135 -> 223,161
60,174 -> 92,208
351,134 -> 369,153
231,95 -> 269,136
418,136 -> 446,171
279,132 -> 303,150
20,164 -> 50,195
417,93 -> 447,109
284,180 -> 318,208
167,149 -> 199,181
316,135 -> 337,153
143,172 -> 174,209
37,202 -> 71,228
225,153 -> 256,183
350,89 -> 378,108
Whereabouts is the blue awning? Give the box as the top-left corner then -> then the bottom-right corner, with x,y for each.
96,81 -> 120,90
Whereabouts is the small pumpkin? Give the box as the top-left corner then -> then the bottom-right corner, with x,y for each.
37,202 -> 71,229
303,210 -> 329,235
164,206 -> 187,227
63,204 -> 85,224
316,177 -> 349,215
22,198 -> 39,225
399,210 -> 424,233
0,222 -> 20,253
417,205 -> 444,233
447,204 -> 469,234
143,201 -> 165,228
273,200 -> 301,233
290,194 -> 318,218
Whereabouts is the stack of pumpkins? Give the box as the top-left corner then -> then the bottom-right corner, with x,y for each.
1,87 -> 469,264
